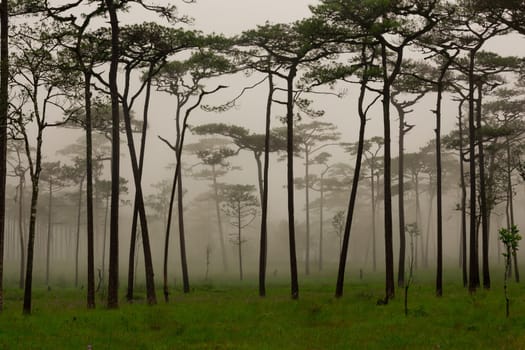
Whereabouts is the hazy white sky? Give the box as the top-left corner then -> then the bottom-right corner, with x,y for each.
178,0 -> 318,34
41,1 -> 525,220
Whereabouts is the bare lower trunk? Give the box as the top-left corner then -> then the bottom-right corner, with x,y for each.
46,181 -> 52,287
259,73 -> 273,297
0,0 -> 7,312
106,0 -> 120,309
75,177 -> 84,288
286,69 -> 299,300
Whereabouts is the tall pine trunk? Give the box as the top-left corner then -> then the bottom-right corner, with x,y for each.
381,43 -> 395,301
106,0 -> 120,309
126,74 -> 153,303
286,68 -> 299,300
396,103 -> 406,288
259,72 -> 273,297
0,0 -> 7,312
46,181 -> 53,287
476,82 -> 490,289
84,72 -> 95,308
335,45 -> 370,297
468,50 -> 480,293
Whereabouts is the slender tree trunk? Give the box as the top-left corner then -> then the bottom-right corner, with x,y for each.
121,97 -> 157,304
0,0 -> 7,311
102,194 -> 109,287
371,169 -> 377,272
396,104 -> 406,288
23,179 -> 40,314
458,102 -> 468,287
45,181 -> 52,288
177,171 -> 189,293
381,43 -> 395,301
318,176 -> 324,272
414,174 -> 421,270
126,74 -> 153,303
475,82 -> 490,290
506,137 -> 519,282
425,185 -> 435,268
435,80 -> 444,297
335,46 -> 369,298
259,72 -> 273,297
75,176 -> 84,288
106,0 -> 120,310
468,50 -> 479,293
18,177 -> 25,290
254,152 -> 264,203
238,202 -> 243,281
212,164 -> 228,273
127,198 -> 139,299
84,72 -> 95,308
305,147 -> 310,276
286,68 -> 299,300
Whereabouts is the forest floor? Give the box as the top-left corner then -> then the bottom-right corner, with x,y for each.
0,272 -> 524,349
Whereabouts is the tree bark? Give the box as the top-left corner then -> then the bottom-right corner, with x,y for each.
305,146 -> 310,276
286,67 -> 299,300
381,42 -> 395,301
237,201 -> 243,281
126,74 -> 153,303
435,80 -> 444,297
177,171 -> 189,293
335,45 -> 369,298
475,82 -> 490,290
468,50 -> 480,293
106,0 -> 120,309
212,164 -> 228,273
259,72 -> 273,297
75,176 -> 84,288
458,102 -> 468,288
18,176 -> 25,290
84,72 -> 95,308
396,103 -> 406,288
0,0 -> 7,312
46,181 -> 52,287
120,99 -> 157,304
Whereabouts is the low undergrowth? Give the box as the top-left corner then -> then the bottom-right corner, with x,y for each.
0,275 -> 524,349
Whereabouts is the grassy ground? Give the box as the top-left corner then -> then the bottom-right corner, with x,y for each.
0,273 -> 524,349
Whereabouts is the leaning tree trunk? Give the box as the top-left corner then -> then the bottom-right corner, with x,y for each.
259,72 -> 274,297
177,171 -> 190,293
23,179 -> 40,314
335,46 -> 369,298
23,125 -> 44,314
121,100 -> 157,304
84,72 -> 95,309
126,73 -> 153,303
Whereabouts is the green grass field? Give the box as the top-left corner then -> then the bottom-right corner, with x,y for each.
0,273 -> 524,349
